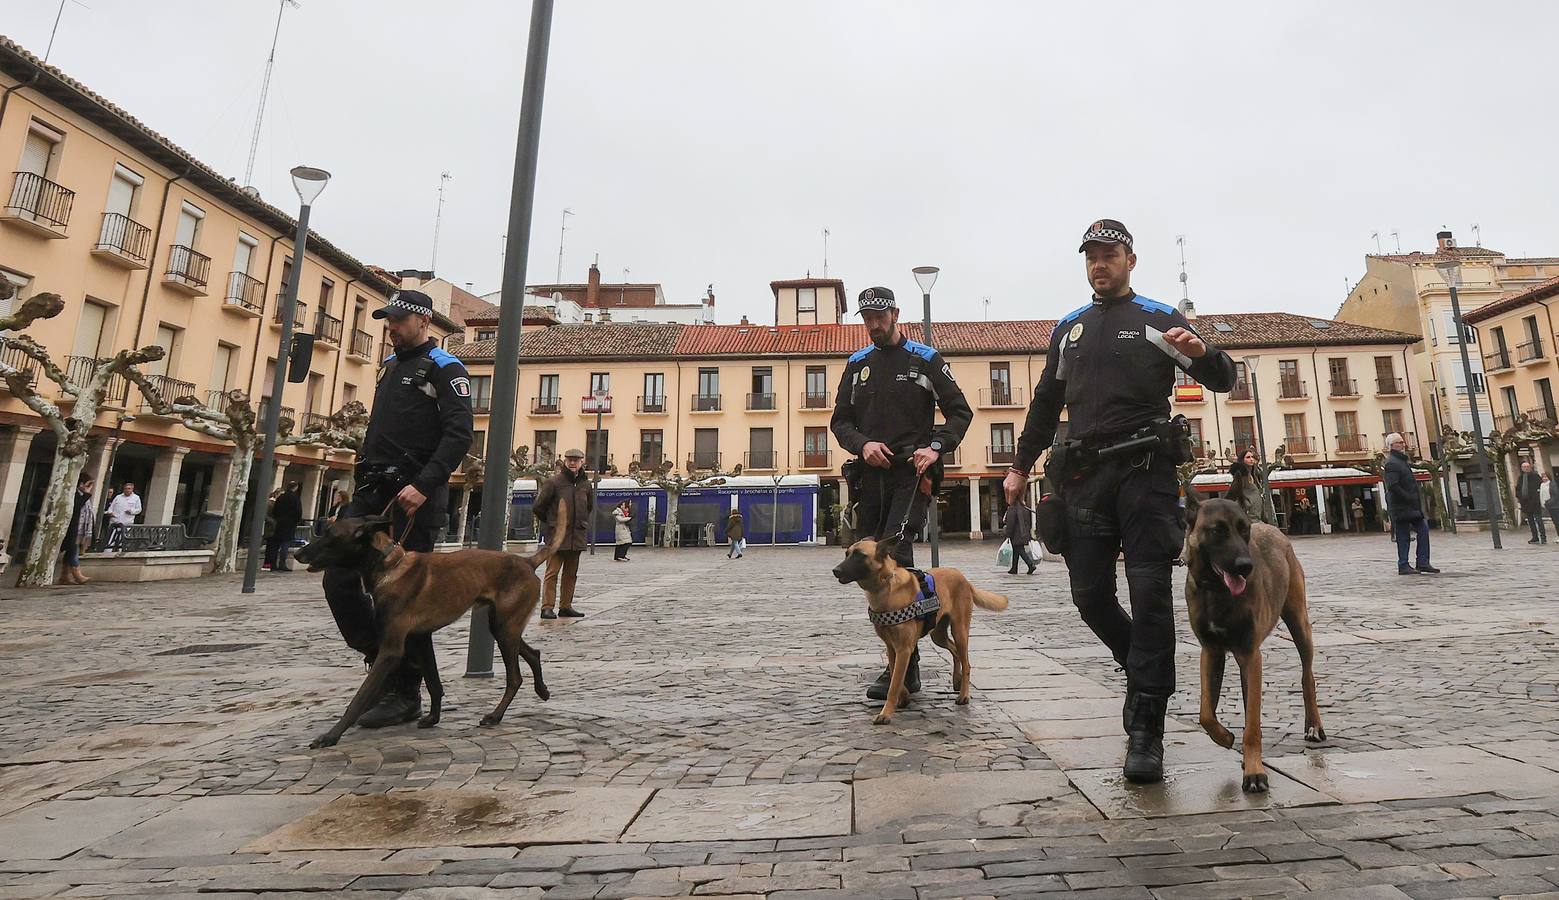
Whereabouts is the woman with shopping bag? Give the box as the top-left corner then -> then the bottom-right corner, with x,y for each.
1003,498 -> 1039,575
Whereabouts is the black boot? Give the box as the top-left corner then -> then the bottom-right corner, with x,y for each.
866,648 -> 921,701
1122,691 -> 1168,783
359,664 -> 422,729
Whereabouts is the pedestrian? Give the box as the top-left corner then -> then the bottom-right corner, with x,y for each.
832,284 -> 973,702
1516,459 -> 1547,545
1231,448 -> 1276,525
60,473 -> 95,585
535,448 -> 592,620
726,508 -> 745,558
323,488 -> 349,530
1382,432 -> 1440,575
106,481 -> 142,548
1295,493 -> 1315,535
613,500 -> 633,561
1003,498 -> 1037,575
1350,497 -> 1365,532
268,481 -> 303,572
1545,474 -> 1558,538
261,488 -> 281,569
322,288 -> 473,730
1003,218 -> 1238,783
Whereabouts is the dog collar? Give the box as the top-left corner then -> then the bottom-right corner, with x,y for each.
868,569 -> 940,627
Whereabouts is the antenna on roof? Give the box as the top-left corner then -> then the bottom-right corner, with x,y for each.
822,227 -> 830,278
1472,224 -> 1481,247
43,0 -> 91,63
555,208 -> 573,282
430,171 -> 452,273
243,0 -> 301,189
1176,235 -> 1190,302
1391,231 -> 1401,253
982,295 -> 991,321
1371,232 -> 1381,254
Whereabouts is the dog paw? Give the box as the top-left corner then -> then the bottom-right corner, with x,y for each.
534,685 -> 550,701
872,713 -> 893,725
417,715 -> 440,729
1205,725 -> 1236,749
308,733 -> 339,749
1242,772 -> 1270,794
955,696 -> 970,706
478,714 -> 501,727
1305,725 -> 1327,743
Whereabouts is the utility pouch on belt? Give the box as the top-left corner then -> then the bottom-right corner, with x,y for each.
842,458 -> 863,495
1157,415 -> 1195,465
1036,492 -> 1069,557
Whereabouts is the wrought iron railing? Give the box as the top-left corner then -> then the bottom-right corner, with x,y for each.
5,170 -> 74,231
314,310 -> 343,345
350,329 -> 373,358
95,212 -> 151,262
165,244 -> 211,289
224,272 -> 264,313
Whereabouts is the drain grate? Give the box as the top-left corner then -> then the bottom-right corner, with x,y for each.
154,642 -> 262,656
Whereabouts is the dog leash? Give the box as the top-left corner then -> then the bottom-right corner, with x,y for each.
376,496 -> 417,555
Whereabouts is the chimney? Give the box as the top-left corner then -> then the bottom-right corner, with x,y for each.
586,263 -> 601,307
598,309 -> 612,323
739,314 -> 749,325
706,284 -> 716,306
1180,298 -> 1197,320
1437,231 -> 1456,251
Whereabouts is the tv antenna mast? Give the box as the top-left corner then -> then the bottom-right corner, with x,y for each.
243,0 -> 300,189
556,208 -> 574,282
1176,235 -> 1190,303
430,171 -> 452,273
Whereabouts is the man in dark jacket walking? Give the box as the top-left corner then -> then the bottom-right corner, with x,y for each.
268,481 -> 303,572
1383,433 -> 1439,575
1003,500 -> 1037,575
1516,459 -> 1548,545
535,449 -> 593,619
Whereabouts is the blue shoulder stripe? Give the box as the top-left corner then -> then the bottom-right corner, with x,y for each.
381,354 -> 397,365
1131,294 -> 1176,316
848,344 -> 875,364
429,347 -> 461,368
902,339 -> 937,362
1058,302 -> 1093,325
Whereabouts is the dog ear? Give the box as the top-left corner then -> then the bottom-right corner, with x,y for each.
875,533 -> 900,561
1183,486 -> 1204,530
353,515 -> 392,539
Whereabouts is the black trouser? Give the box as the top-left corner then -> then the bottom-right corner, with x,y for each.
855,460 -> 931,569
1526,508 -> 1547,542
268,522 -> 298,569
322,479 -> 447,698
1058,451 -> 1183,700
614,542 -> 630,560
1008,538 -> 1037,573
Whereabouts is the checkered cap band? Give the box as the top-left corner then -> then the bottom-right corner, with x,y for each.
372,291 -> 433,319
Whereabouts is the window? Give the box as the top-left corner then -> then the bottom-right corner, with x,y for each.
989,362 -> 1012,405
805,366 -> 827,404
1284,413 -> 1306,440
149,324 -> 180,379
104,164 -> 142,221
71,299 -> 113,360
638,430 -> 664,466
470,430 -> 486,458
533,430 -> 557,462
0,267 -> 31,321
538,374 -> 560,402
320,278 -> 335,315
468,375 -> 492,411
748,427 -> 775,468
210,342 -> 238,393
642,372 -> 665,411
475,328 -> 496,341
173,200 -> 204,249
305,372 -> 324,416
796,287 -> 816,312
232,232 -> 258,277
750,367 -> 774,409
1383,409 -> 1404,437
692,428 -> 720,469
1536,379 -> 1556,420
1232,416 -> 1256,454
990,423 -> 1015,450
1524,315 -> 1542,346
1502,386 -> 1519,419
1231,361 -> 1251,397
1327,357 -> 1349,385
584,430 -> 609,469
342,383 -> 356,406
803,426 -> 828,456
1184,418 -> 1204,456
590,372 -> 610,394
1335,411 -> 1361,451
696,367 -> 720,410
18,120 -> 63,179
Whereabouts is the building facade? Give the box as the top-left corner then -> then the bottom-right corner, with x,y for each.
1462,275 -> 1559,484
520,263 -> 715,325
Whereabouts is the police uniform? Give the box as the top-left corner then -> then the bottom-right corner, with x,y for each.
323,289 -> 474,724
832,286 -> 972,701
1011,219 -> 1236,780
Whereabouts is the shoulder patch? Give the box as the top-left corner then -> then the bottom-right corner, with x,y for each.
1131,294 -> 1177,316
848,344 -> 875,364
429,347 -> 461,368
902,339 -> 937,363
1058,302 -> 1093,325
450,376 -> 472,398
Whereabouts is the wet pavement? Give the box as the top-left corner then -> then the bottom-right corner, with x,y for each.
1,531 -> 1557,898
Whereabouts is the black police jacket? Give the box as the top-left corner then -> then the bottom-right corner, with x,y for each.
1013,292 -> 1236,473
360,338 -> 474,496
831,334 -> 973,458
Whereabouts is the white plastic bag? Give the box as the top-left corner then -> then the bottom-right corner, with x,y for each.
996,539 -> 1013,567
1027,539 -> 1045,564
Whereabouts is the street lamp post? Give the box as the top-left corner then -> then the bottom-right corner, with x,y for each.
912,265 -> 941,567
1241,356 -> 1272,507
242,165 -> 330,593
100,413 -> 136,548
589,388 -> 606,556
1422,378 -> 1458,534
1436,256 -> 1501,549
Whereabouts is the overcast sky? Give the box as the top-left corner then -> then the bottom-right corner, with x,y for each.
10,1 -> 1557,325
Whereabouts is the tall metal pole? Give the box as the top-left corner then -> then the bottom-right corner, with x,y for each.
555,208 -> 572,283
921,291 -> 940,567
1448,284 -> 1502,549
242,202 -> 312,593
1423,378 -> 1457,534
467,0 -> 555,675
589,404 -> 602,556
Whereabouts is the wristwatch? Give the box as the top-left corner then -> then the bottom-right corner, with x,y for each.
929,440 -> 943,453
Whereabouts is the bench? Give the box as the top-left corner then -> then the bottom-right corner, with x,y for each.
105,523 -> 213,553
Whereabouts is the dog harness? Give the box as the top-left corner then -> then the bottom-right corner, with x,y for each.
867,568 -> 940,634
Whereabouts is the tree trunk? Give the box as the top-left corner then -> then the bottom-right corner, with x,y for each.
210,444 -> 254,574
19,438 -> 88,587
664,490 -> 680,547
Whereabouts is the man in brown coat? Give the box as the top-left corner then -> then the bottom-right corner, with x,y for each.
535,448 -> 594,619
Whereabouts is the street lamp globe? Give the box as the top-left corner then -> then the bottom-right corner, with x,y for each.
1434,256 -> 1462,288
290,166 -> 331,205
912,266 -> 940,294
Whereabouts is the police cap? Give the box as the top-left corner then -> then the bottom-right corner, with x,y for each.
1078,218 -> 1134,253
373,289 -> 435,319
856,286 -> 897,314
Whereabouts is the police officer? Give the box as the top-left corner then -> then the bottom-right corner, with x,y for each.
323,288 -> 474,730
1002,220 -> 1236,783
832,286 -> 973,701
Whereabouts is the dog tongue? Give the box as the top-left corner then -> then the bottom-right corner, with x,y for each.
1221,570 -> 1248,596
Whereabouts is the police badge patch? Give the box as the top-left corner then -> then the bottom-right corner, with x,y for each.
451,376 -> 472,398
859,366 -> 870,382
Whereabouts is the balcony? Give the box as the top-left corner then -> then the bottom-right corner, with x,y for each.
691,393 -> 722,413
1527,406 -> 1558,426
687,451 -> 722,471
1227,381 -> 1253,402
223,272 -> 264,317
797,449 -> 831,470
1516,339 -> 1546,364
257,398 -> 295,427
1484,350 -> 1512,373
2,171 -> 74,238
0,344 -> 38,389
163,244 -> 211,295
744,450 -> 778,470
632,453 -> 667,470
349,328 -> 374,360
1336,433 -> 1368,454
303,412 -> 331,434
91,212 -> 151,268
138,374 -> 195,415
205,389 -> 232,410
746,392 -> 777,411
65,356 -> 128,405
1375,376 -> 1406,396
979,386 -> 1025,408
530,397 -> 562,416
987,445 -> 1017,466
580,394 -> 612,414
272,298 -> 308,330
1327,378 -> 1359,398
1277,378 -> 1309,400
636,394 -> 667,414
1493,413 -> 1517,433
801,391 -> 830,410
314,310 -> 343,347
1279,436 -> 1317,455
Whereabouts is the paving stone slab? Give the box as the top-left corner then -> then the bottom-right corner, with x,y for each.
852,771 -> 1081,832
623,784 -> 850,842
1269,746 -> 1559,804
1065,760 -> 1334,819
1017,716 -> 1192,742
0,797 -> 175,860
244,787 -> 654,851
1034,733 -> 1237,771
85,793 -> 336,858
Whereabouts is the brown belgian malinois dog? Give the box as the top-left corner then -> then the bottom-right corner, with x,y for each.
1183,485 -> 1326,792
294,502 -> 567,749
833,535 -> 1009,724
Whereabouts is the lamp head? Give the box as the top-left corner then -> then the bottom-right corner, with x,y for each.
912,266 -> 939,294
290,166 -> 332,205
1434,256 -> 1462,288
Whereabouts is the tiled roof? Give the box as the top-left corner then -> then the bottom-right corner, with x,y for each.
673,321 -> 1054,357
769,277 -> 846,292
1463,276 -> 1559,324
461,306 -> 559,326
1506,257 -> 1559,266
1368,246 -> 1504,263
454,323 -> 683,363
0,37 -> 395,297
1191,313 -> 1418,349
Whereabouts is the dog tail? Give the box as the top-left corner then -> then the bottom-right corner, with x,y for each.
972,588 -> 1009,612
520,497 -> 569,569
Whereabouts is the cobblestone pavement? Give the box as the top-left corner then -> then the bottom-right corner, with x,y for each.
1,531 -> 1557,898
